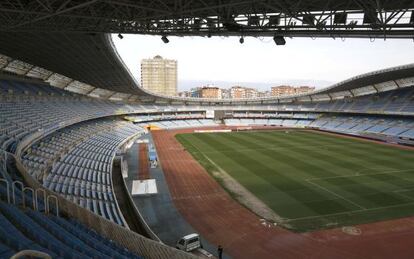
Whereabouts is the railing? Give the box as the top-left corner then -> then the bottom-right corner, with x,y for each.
35,188 -> 46,211
10,250 -> 52,259
0,178 -> 10,203
5,179 -> 59,215
11,180 -> 23,205
0,150 -> 59,214
22,186 -> 35,210
46,195 -> 59,216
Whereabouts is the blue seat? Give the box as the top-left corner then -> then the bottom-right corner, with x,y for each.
26,210 -> 110,259
0,212 -> 55,257
0,202 -> 85,258
50,215 -> 136,258
0,242 -> 16,258
68,219 -> 142,258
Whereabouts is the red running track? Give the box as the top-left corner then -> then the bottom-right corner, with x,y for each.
138,143 -> 150,180
152,128 -> 414,259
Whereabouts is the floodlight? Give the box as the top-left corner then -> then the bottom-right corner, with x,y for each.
161,35 -> 169,43
273,35 -> 286,45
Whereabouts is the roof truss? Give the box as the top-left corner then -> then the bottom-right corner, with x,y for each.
0,0 -> 413,38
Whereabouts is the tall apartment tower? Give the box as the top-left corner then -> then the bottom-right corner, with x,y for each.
140,55 -> 177,96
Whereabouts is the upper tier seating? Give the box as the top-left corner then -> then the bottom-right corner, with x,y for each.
305,87 -> 414,114
224,115 -> 414,140
0,79 -> 140,153
308,115 -> 414,139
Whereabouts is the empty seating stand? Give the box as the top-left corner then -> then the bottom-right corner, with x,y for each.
0,79 -> 145,153
0,201 -> 142,258
22,119 -> 143,225
1,73 -> 414,239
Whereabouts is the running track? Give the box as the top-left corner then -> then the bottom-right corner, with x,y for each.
152,128 -> 414,259
138,143 -> 150,180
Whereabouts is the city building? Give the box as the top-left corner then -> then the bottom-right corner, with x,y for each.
295,86 -> 315,94
190,87 -> 202,98
271,85 -> 296,97
271,85 -> 315,97
179,85 -> 314,99
257,91 -> 271,98
245,87 -> 258,98
140,55 -> 177,96
230,86 -> 258,99
221,88 -> 231,99
200,86 -> 222,99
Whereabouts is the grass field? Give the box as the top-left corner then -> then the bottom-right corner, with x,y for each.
176,130 -> 414,232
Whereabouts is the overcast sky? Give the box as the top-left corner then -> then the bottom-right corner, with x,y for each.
113,34 -> 414,91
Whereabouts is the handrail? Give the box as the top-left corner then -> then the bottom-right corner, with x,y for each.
46,194 -> 59,216
10,250 -> 52,259
35,188 -> 46,211
0,178 -> 10,203
22,186 -> 35,210
12,180 -> 24,205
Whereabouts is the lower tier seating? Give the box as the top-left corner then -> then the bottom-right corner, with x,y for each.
21,119 -> 144,225
0,201 -> 142,258
224,116 -> 414,140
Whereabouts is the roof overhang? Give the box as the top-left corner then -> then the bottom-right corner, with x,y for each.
0,32 -> 413,104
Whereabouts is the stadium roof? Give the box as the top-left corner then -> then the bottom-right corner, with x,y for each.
315,64 -> 414,94
0,32 -> 413,104
0,33 -> 141,94
0,1 -> 413,38
0,1 -> 413,103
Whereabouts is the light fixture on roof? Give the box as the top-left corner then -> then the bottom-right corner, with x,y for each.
239,36 -> 244,44
161,35 -> 169,43
273,35 -> 286,45
117,33 -> 123,39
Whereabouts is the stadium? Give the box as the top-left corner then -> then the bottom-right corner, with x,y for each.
0,1 -> 414,259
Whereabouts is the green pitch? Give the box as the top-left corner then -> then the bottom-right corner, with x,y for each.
176,130 -> 414,232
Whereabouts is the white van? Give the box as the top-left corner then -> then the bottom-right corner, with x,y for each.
176,233 -> 202,252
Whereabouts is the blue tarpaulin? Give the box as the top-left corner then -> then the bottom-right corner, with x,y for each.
149,151 -> 157,161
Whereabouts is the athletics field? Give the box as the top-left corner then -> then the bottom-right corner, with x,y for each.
176,130 -> 414,232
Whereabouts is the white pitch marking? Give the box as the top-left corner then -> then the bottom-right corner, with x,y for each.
285,199 -> 414,222
305,179 -> 366,210
306,168 -> 414,182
